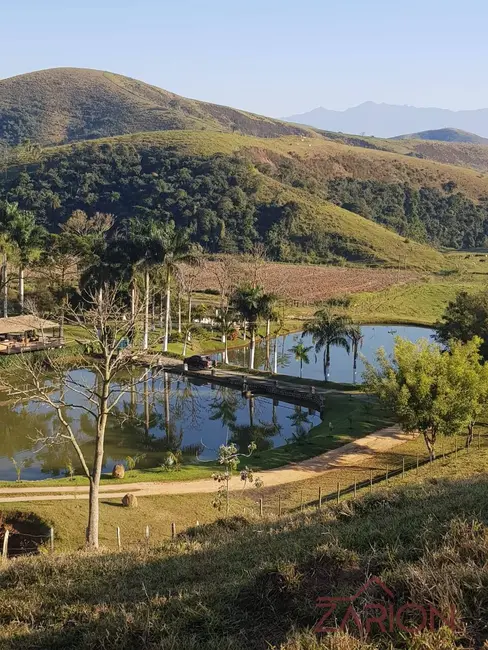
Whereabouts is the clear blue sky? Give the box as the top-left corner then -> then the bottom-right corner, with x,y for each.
2,0 -> 487,116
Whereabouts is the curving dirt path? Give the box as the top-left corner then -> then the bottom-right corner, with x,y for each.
0,425 -> 411,503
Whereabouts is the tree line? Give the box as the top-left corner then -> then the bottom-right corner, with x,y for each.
326,178 -> 488,248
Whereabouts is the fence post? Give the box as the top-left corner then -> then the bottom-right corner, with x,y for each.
2,529 -> 9,562
318,486 -> 322,509
171,522 -> 176,540
402,457 -> 405,479
116,526 -> 121,551
278,494 -> 282,518
259,498 -> 263,517
336,482 -> 341,504
196,520 -> 200,527
50,527 -> 54,553
370,469 -> 373,493
145,525 -> 150,545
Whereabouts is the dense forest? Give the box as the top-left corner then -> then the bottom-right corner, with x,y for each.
0,143 -> 386,264
325,178 -> 488,249
1,144 -> 266,253
1,141 -> 487,263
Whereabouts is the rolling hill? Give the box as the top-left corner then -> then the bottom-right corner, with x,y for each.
392,127 -> 488,145
3,67 -> 488,263
0,68 -> 315,146
0,129 -> 460,270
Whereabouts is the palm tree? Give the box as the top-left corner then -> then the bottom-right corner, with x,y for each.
231,285 -> 275,370
0,201 -> 18,317
303,307 -> 351,380
215,307 -> 235,364
290,341 -> 313,378
160,226 -> 200,353
347,324 -> 363,373
128,220 -> 197,351
8,209 -> 45,312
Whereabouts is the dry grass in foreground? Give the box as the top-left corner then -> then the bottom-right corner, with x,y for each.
1,436 -> 488,649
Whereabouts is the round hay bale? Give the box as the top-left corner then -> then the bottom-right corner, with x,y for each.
112,464 -> 125,479
122,493 -> 138,508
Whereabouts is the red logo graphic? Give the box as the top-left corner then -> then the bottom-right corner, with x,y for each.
314,577 -> 456,635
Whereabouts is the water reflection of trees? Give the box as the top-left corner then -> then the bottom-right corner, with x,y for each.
228,394 -> 283,454
0,372 -> 302,477
287,405 -> 314,442
0,406 -> 56,459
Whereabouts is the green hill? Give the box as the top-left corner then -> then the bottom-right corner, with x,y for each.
0,68 -> 315,146
0,131 -> 446,270
392,127 -> 488,145
5,127 -> 488,253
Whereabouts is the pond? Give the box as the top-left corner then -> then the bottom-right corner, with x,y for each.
215,324 -> 436,383
0,371 -> 321,481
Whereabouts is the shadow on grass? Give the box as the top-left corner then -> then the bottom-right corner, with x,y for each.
2,476 -> 488,648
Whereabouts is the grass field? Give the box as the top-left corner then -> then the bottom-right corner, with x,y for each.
0,428 -> 487,648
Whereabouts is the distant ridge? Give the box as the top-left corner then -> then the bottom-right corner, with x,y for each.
283,102 -> 488,138
392,127 -> 488,145
0,67 -> 315,146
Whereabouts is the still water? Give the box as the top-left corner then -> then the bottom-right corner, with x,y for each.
216,324 -> 435,383
0,371 -> 320,481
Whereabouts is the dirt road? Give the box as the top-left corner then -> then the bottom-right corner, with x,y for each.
0,425 -> 410,503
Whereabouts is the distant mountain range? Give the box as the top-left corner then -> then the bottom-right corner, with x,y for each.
283,102 -> 488,139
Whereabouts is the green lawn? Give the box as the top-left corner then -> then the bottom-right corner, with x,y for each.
250,393 -> 393,470
351,272 -> 488,325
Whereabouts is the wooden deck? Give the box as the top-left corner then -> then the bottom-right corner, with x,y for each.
0,339 -> 64,355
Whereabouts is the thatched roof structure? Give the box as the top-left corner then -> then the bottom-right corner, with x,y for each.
0,316 -> 59,335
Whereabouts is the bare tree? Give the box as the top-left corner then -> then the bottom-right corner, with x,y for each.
242,243 -> 267,289
0,286 -> 150,549
210,255 -> 242,344
179,261 -> 205,325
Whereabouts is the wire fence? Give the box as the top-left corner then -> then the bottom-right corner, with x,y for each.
0,431 -> 484,558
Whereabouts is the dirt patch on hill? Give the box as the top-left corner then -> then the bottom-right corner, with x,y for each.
0,511 -> 50,557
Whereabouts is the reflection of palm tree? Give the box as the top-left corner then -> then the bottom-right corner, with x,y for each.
229,423 -> 278,454
287,405 -> 313,442
290,342 -> 313,378
347,324 -> 363,372
303,308 -> 351,380
163,372 -> 171,441
209,387 -> 240,430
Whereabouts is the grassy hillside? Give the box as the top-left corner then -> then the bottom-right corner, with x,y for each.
31,129 -> 488,201
392,127 -> 488,145
2,441 -> 488,648
0,130 -> 448,270
0,68 -> 315,146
